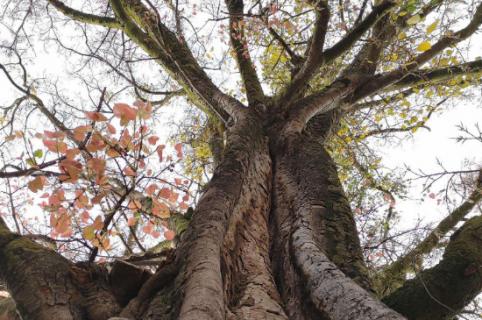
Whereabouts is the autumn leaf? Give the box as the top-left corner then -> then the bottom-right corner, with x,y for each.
148,135 -> 159,145
164,229 -> 176,241
92,216 -> 103,230
152,200 -> 170,218
83,225 -> 96,240
113,103 -> 137,125
174,143 -> 183,159
156,145 -> 165,161
28,176 -> 46,193
123,166 -> 136,176
85,111 -> 108,122
73,125 -> 92,142
417,41 -> 432,52
107,123 -> 117,134
43,139 -> 68,154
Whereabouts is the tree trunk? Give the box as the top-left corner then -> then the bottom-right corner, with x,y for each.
1,111 -> 480,320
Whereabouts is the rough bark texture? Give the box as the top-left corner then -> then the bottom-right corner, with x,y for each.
1,1 -> 481,319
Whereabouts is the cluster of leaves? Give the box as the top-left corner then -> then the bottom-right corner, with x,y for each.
1,100 -> 193,260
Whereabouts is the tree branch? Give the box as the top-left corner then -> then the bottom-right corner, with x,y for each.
352,2 -> 482,102
376,170 -> 482,295
225,0 -> 265,107
279,0 -> 395,104
103,0 -> 247,124
47,0 -> 121,28
383,215 -> 482,319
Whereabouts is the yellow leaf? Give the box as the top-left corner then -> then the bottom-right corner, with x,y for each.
407,15 -> 421,25
426,20 -> 439,34
83,226 -> 96,240
417,41 -> 432,52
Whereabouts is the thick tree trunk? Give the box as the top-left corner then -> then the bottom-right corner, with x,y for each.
1,112 -> 480,320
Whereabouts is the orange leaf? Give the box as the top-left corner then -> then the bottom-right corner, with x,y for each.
174,143 -> 183,159
92,216 -> 103,230
164,229 -> 176,241
113,103 -> 137,125
107,124 -> 117,134
28,176 -> 46,193
123,166 -> 136,176
146,184 -> 158,196
85,111 -> 108,122
127,216 -> 137,227
152,200 -> 170,218
159,187 -> 171,199
148,135 -> 159,145
43,139 -> 68,154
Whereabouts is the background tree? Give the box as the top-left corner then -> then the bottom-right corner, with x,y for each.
0,0 -> 481,319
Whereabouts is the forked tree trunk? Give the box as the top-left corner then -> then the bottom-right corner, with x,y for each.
1,111 -> 481,320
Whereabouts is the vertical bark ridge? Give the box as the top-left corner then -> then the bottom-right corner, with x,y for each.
270,134 -> 405,320
291,135 -> 372,291
222,136 -> 287,319
171,117 -> 273,320
270,152 -> 326,320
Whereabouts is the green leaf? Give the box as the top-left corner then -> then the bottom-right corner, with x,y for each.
33,149 -> 43,158
407,15 -> 421,25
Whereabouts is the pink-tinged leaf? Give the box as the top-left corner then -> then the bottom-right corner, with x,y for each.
151,231 -> 161,238
182,193 -> 189,202
354,208 -> 362,215
92,216 -> 103,230
159,187 -> 171,199
127,216 -> 137,227
85,111 -> 108,122
164,229 -> 176,241
86,133 -> 106,152
80,211 -> 90,223
123,166 -> 136,176
168,192 -> 179,203
156,145 -> 165,161
146,184 -> 158,196
142,222 -> 153,235
65,148 -> 80,160
43,139 -> 68,154
174,178 -> 182,186
107,124 -> 117,134
113,103 -> 137,125
28,176 -> 46,193
174,143 -> 183,159
135,100 -> 152,120
87,158 -> 106,177
73,125 -> 92,142
148,136 -> 159,145
44,130 -> 65,139
179,202 -> 189,210
428,192 -> 436,199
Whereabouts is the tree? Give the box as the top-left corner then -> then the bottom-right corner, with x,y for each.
0,0 -> 481,319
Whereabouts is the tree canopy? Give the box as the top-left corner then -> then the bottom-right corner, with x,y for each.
0,1 -> 481,319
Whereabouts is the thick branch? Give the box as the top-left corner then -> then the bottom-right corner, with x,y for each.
377,171 -> 482,294
47,0 -> 121,28
352,2 -> 482,102
226,0 -> 265,106
384,215 -> 482,320
104,0 -> 246,123
387,59 -> 482,91
280,0 -> 395,103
